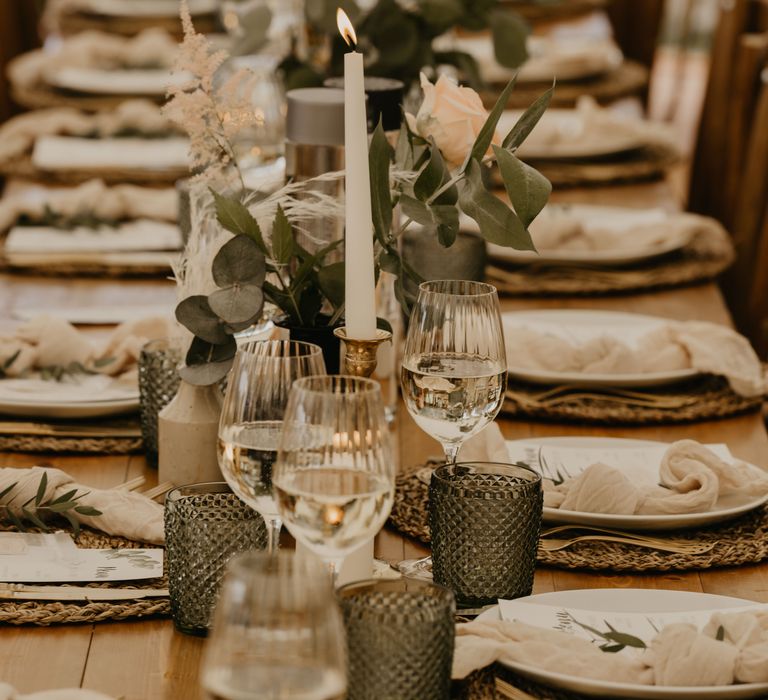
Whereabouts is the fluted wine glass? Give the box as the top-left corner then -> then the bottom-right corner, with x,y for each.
272,375 -> 395,582
401,280 -> 507,465
201,550 -> 347,700
217,340 -> 326,554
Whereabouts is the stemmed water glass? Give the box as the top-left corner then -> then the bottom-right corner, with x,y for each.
272,375 -> 395,583
401,280 -> 507,465
201,550 -> 347,700
217,339 -> 326,554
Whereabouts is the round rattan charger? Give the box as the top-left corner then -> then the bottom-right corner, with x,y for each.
0,255 -> 174,279
502,373 -> 763,426
0,154 -> 188,186
11,83 -> 164,112
57,11 -> 218,39
0,433 -> 142,455
491,143 -> 680,188
486,223 -> 734,297
389,465 -> 768,573
0,527 -> 168,626
482,61 -> 648,110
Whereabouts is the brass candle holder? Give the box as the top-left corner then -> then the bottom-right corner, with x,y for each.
333,327 -> 393,378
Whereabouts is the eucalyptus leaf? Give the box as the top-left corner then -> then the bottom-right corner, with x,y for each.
22,507 -> 48,531
317,261 -> 345,308
74,505 -> 102,516
602,631 -> 647,649
212,235 -> 266,287
459,160 -> 534,250
47,488 -> 78,506
369,121 -> 393,245
211,190 -> 268,254
271,205 -> 294,264
208,283 -> 264,324
400,194 -> 433,226
493,146 -> 551,227
491,10 -> 529,68
175,295 -> 231,345
182,336 -> 237,385
230,5 -> 272,56
502,84 -> 554,150
466,75 -> 518,168
418,0 -> 464,33
61,510 -> 80,536
0,481 -> 17,501
394,121 -> 413,171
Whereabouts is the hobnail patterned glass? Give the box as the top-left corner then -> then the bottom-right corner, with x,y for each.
429,462 -> 542,607
139,338 -> 182,467
337,578 -> 455,700
164,482 -> 267,636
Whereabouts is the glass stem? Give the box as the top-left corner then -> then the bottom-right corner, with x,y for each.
265,517 -> 282,554
443,443 -> 460,465
326,557 -> 344,588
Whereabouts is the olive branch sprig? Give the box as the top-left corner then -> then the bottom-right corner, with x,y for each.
0,472 -> 102,536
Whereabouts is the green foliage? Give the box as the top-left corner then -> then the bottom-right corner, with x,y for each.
0,473 -> 102,537
282,0 -> 529,91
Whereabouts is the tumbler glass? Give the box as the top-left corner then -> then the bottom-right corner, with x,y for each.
164,482 -> 267,635
429,462 -> 542,607
139,338 -> 182,467
337,578 -> 455,700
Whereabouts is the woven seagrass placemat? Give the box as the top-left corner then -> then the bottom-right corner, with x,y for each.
503,374 -> 763,425
0,527 -> 168,626
486,224 -> 734,297
482,61 -> 648,110
0,154 -> 188,186
503,144 -> 680,188
0,418 -> 143,455
0,256 -> 173,279
11,83 -> 164,112
455,665 -> 592,700
389,466 -> 768,572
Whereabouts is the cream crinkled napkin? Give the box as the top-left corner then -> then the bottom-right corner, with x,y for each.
544,439 -> 768,516
453,609 -> 768,686
504,320 -> 766,397
8,28 -> 177,92
0,466 -> 163,544
0,315 -> 172,379
0,179 -> 177,234
0,100 -> 177,165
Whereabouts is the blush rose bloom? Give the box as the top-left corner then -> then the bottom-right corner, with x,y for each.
405,73 -> 501,168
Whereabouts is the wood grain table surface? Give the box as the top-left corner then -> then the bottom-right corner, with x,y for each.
0,180 -> 766,699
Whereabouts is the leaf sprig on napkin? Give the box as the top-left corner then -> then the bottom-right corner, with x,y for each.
0,473 -> 102,536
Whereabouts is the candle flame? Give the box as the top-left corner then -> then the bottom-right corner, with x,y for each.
336,7 -> 357,48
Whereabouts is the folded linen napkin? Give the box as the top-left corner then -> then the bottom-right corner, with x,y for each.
0,685 -> 115,700
454,610 -> 768,685
0,179 -> 177,233
528,211 -> 719,253
504,320 -> 766,397
544,439 -> 768,515
8,28 -> 177,91
0,100 -> 178,165
500,96 -> 677,159
0,315 -> 173,378
0,466 -> 163,544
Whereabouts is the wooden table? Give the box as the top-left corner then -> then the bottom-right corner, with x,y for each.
1,182 -> 766,699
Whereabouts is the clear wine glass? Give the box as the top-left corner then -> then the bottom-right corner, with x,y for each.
272,375 -> 395,583
217,339 -> 326,554
200,550 -> 347,700
401,280 -> 507,465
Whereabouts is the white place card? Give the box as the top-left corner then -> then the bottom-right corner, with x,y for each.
505,441 -> 733,486
499,599 -> 768,658
0,533 -> 162,583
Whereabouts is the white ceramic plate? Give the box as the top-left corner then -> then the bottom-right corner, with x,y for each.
47,68 -> 186,96
478,589 -> 768,699
503,309 -> 699,387
498,109 -> 645,160
486,205 -> 690,267
0,396 -> 138,418
506,436 -> 768,530
79,0 -> 217,17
